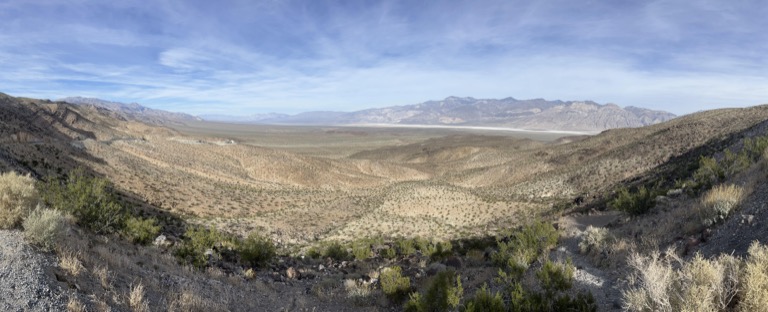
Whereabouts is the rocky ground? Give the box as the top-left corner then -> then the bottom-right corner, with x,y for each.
0,230 -> 66,312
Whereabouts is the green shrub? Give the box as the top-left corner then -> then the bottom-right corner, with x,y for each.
382,246 -> 397,259
693,156 -> 724,190
23,207 -> 69,251
123,216 -> 160,245
352,240 -> 372,260
406,270 -> 463,312
611,185 -> 657,215
324,242 -> 350,261
463,284 -> 505,312
396,238 -> 416,256
506,281 -> 596,312
306,246 -> 322,259
380,266 -> 411,302
537,259 -> 574,293
404,292 -> 425,312
0,171 -> 39,229
39,169 -> 125,234
493,220 -> 559,272
174,226 -> 235,268
239,232 -> 276,268
722,150 -> 750,178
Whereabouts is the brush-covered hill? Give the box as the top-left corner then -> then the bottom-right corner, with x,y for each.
60,96 -> 201,126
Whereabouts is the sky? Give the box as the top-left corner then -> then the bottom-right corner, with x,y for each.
0,0 -> 766,116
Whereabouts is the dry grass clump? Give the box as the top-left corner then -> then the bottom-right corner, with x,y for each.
0,171 -> 38,229
344,279 -> 372,304
700,184 -> 744,226
23,207 -> 70,251
67,295 -> 86,312
60,251 -> 84,277
168,289 -> 227,312
129,282 -> 149,312
623,242 -> 768,312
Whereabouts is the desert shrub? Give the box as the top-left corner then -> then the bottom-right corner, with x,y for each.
493,220 -> 558,272
23,207 -> 69,251
404,292 -> 425,312
700,184 -> 744,226
0,171 -> 38,229
352,240 -> 372,260
406,270 -> 463,312
430,240 -> 453,261
612,185 -> 656,215
344,279 -> 372,305
537,259 -> 574,294
463,284 -> 505,312
381,246 -> 397,259
579,226 -> 613,255
743,136 -> 768,162
722,150 -> 751,178
380,266 -> 411,302
740,242 -> 768,312
306,245 -> 322,259
623,250 -> 742,312
324,242 -> 350,261
174,226 -> 236,268
505,281 -> 596,312
396,238 -> 416,256
239,232 -> 276,268
693,156 -> 724,190
123,216 -> 160,245
39,169 -> 125,234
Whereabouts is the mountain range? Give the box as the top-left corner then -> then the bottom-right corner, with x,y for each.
200,97 -> 676,132
60,96 -> 676,132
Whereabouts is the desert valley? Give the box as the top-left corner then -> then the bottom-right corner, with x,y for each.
2,92 -> 768,311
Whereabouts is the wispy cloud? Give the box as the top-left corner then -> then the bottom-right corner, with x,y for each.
0,0 -> 766,115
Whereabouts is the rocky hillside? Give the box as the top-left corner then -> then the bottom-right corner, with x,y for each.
60,96 -> 201,125
208,96 -> 677,132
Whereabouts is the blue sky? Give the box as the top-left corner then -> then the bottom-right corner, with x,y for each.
1,0 -> 766,116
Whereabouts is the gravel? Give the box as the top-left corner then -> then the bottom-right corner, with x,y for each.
0,230 -> 66,311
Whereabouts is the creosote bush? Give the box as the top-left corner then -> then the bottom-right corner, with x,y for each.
324,242 -> 350,261
493,220 -> 559,273
174,226 -> 236,268
239,232 -> 276,268
611,185 -> 656,216
23,207 -> 70,251
123,216 -> 161,245
405,270 -> 463,312
0,171 -> 39,229
39,169 -> 125,234
463,284 -> 505,312
380,266 -> 411,302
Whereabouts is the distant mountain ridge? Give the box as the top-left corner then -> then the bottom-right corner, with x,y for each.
60,96 -> 201,125
204,96 -> 676,132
